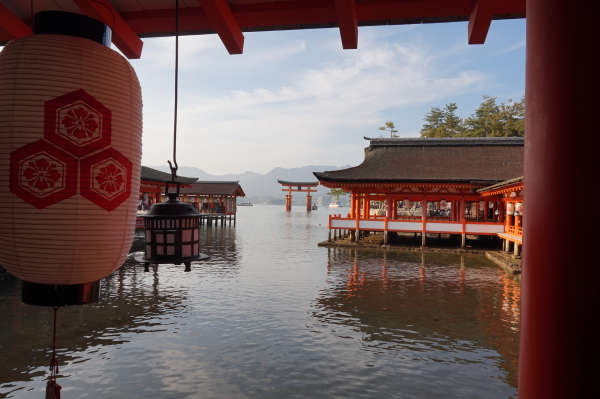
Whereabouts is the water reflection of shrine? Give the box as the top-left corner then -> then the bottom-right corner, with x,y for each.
199,225 -> 240,271
319,248 -> 520,387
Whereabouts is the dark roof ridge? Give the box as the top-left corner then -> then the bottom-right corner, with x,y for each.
194,180 -> 240,184
478,176 -> 524,192
141,166 -> 198,184
363,136 -> 524,147
277,179 -> 319,185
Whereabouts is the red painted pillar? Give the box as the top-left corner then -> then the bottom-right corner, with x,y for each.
521,1 -> 600,397
285,187 -> 292,211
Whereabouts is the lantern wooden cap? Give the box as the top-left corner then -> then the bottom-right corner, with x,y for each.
34,11 -> 111,47
22,281 -> 100,306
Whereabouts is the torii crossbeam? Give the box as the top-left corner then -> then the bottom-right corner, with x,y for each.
277,180 -> 319,211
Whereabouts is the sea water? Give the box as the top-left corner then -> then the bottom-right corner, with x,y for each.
0,205 -> 519,398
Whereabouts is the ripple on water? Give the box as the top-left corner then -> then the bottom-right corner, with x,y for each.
0,207 -> 519,398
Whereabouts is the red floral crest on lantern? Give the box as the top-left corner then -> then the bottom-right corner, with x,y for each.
80,148 -> 133,211
45,89 -> 111,158
10,139 -> 78,209
22,156 -> 63,193
9,90 -> 133,212
95,162 -> 126,196
60,103 -> 100,141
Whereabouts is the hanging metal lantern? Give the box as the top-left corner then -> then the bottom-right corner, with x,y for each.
135,0 -> 209,273
0,11 -> 142,306
136,183 -> 209,272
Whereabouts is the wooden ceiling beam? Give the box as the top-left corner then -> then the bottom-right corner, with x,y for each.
334,0 -> 358,49
72,0 -> 144,59
121,0 -> 524,38
468,0 -> 498,44
0,4 -> 32,40
197,0 -> 244,54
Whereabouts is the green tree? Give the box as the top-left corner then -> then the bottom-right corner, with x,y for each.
442,103 -> 464,136
460,96 -> 524,137
421,96 -> 525,138
326,188 -> 348,201
420,106 -> 444,137
379,121 -> 399,138
420,103 -> 464,137
492,97 -> 525,137
462,95 -> 500,137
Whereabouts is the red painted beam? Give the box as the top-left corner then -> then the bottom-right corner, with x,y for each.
197,0 -> 244,54
334,0 -> 358,49
121,0 -> 525,38
468,0 -> 497,44
0,4 -> 32,40
72,0 -> 143,59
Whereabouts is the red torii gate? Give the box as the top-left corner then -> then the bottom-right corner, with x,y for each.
277,180 -> 319,212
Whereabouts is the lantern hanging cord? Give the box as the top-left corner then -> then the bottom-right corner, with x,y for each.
50,306 -> 59,380
46,306 -> 62,398
168,0 -> 180,183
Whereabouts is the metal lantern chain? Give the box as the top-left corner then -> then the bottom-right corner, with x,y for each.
168,0 -> 180,183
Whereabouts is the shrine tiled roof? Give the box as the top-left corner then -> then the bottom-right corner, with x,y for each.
141,166 -> 198,184
314,137 -> 524,184
179,181 -> 246,197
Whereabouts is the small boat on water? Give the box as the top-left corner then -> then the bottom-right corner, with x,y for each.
238,202 -> 253,206
329,201 -> 342,208
312,204 -> 318,210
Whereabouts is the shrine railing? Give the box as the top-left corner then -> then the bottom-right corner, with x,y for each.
328,214 -> 505,235
506,226 -> 523,236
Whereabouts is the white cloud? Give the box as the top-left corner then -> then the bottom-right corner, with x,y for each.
136,25 -> 523,174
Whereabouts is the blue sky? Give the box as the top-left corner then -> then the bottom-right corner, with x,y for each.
119,19 -> 523,174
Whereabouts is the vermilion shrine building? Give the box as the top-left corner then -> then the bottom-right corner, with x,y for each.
478,176 -> 523,254
315,137 -> 524,252
138,170 -> 245,225
2,0 -> 598,396
179,181 -> 245,226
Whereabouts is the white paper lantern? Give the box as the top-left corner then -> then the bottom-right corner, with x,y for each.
506,203 -> 515,216
516,202 -> 523,215
0,33 -> 142,290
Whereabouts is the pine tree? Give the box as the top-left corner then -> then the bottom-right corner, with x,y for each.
420,104 -> 463,137
462,95 -> 500,137
378,122 -> 399,138
420,106 -> 444,137
493,98 -> 524,137
326,188 -> 348,201
441,103 -> 464,137
421,96 -> 525,138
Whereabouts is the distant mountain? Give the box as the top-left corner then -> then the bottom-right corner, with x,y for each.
147,164 -> 353,198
